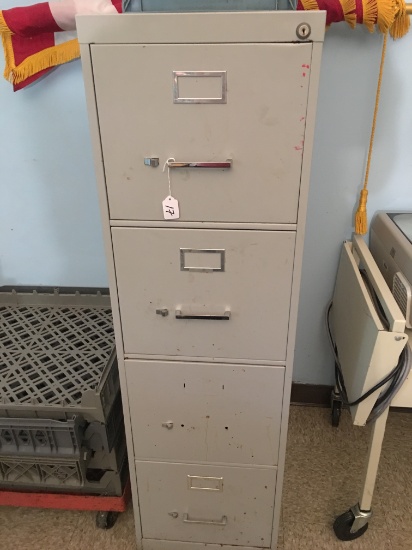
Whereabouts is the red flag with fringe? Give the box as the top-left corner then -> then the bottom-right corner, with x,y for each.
0,0 -> 409,91
0,0 -> 122,91
297,0 -> 409,36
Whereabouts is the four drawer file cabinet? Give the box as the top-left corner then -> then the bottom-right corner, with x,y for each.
78,11 -> 325,549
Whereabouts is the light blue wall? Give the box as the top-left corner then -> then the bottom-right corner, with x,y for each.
0,0 -> 107,288
0,59 -> 108,287
1,19 -> 412,383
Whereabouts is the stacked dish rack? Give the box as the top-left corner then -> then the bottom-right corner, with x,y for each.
0,287 -> 129,528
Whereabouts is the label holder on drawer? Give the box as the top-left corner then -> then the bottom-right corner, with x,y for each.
180,248 -> 225,273
187,475 -> 224,491
173,71 -> 227,104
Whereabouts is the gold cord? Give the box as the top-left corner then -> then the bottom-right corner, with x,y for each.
355,32 -> 388,235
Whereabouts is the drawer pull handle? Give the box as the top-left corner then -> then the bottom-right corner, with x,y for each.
168,160 -> 231,169
162,421 -> 174,429
183,513 -> 227,526
175,310 -> 231,321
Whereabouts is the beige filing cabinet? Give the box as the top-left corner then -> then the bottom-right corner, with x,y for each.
77,11 -> 325,550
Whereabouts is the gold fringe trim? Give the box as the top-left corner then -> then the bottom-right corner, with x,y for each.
376,0 -> 397,33
0,11 -> 12,34
1,31 -> 15,81
0,12 -> 80,86
300,0 -> 320,11
7,39 -> 80,84
345,12 -> 358,27
362,0 -> 378,31
340,0 -> 357,29
390,0 -> 410,38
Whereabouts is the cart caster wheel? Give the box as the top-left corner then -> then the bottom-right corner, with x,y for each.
331,399 -> 342,428
96,511 -> 119,530
333,509 -> 368,541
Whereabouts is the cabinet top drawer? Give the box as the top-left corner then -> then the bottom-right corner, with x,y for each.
92,43 -> 314,224
77,12 -> 326,45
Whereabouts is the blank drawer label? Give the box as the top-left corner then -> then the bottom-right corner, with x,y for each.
173,71 -> 227,104
180,248 -> 225,272
188,475 -> 224,491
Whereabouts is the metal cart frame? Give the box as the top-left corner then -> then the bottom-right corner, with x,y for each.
0,480 -> 131,529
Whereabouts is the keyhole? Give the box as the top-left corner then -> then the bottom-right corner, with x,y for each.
296,23 -> 311,40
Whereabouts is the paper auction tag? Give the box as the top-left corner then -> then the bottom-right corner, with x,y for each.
162,195 -> 180,220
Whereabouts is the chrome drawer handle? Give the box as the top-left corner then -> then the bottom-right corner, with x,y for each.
183,513 -> 227,526
168,160 -> 231,169
175,309 -> 231,321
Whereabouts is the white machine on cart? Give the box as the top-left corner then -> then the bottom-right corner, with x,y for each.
330,212 -> 412,541
371,212 -> 412,329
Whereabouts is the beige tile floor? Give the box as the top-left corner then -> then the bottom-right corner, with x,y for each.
1,405 -> 412,549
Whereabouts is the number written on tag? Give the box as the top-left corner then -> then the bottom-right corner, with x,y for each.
162,195 -> 180,220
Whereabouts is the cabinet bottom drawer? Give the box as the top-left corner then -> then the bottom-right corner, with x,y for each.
143,540 -> 268,550
136,461 -> 277,548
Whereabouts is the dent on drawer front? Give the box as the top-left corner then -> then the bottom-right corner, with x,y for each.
91,43 -> 312,223
136,461 -> 276,547
112,227 -> 296,361
125,360 -> 284,466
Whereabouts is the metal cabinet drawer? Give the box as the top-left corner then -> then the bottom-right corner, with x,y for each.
113,227 -> 295,361
135,461 -> 276,547
125,360 -> 284,466
91,42 -> 312,223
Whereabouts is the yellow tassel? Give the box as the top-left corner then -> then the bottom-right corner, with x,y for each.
376,0 -> 397,34
300,0 -> 320,10
340,0 -> 357,29
390,0 -> 410,38
391,12 -> 410,38
362,0 -> 379,32
0,11 -> 12,34
355,189 -> 369,235
8,39 -> 80,84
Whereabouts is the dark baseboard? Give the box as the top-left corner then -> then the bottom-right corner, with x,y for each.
291,383 -> 412,413
291,383 -> 334,407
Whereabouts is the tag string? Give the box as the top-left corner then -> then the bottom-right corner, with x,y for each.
163,157 -> 175,197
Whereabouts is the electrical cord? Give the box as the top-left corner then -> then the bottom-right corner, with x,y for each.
368,345 -> 411,423
326,302 -> 402,407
